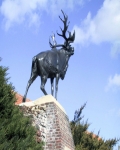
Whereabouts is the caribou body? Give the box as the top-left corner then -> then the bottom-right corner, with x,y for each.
23,10 -> 75,102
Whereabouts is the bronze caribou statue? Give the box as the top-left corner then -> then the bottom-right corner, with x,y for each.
23,10 -> 75,102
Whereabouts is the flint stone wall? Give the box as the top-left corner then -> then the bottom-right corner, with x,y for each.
19,95 -> 75,150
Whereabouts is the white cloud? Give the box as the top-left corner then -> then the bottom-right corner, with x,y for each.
0,0 -> 47,30
105,74 -> 120,91
47,0 -> 85,14
0,0 -> 85,30
73,0 -> 120,56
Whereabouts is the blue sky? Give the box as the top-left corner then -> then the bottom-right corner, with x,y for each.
0,0 -> 120,149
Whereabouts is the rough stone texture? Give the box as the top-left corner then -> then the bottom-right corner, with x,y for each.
19,104 -> 47,143
19,95 -> 75,150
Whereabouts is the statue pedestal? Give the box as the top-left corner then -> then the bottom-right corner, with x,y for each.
19,95 -> 75,150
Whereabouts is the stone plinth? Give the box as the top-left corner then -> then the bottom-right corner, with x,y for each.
19,95 -> 75,150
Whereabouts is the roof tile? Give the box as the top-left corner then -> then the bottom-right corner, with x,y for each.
15,93 -> 31,105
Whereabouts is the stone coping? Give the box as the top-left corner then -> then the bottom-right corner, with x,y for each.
19,95 -> 66,114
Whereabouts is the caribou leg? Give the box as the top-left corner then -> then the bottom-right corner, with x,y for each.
23,56 -> 38,102
40,76 -> 48,95
50,78 -> 54,96
23,73 -> 37,102
55,73 -> 60,100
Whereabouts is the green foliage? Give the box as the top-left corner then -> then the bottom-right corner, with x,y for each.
70,103 -> 119,150
0,61 -> 44,150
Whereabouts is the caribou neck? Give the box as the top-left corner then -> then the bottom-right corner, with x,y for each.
63,49 -> 71,62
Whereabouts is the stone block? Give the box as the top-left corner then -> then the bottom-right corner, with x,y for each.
19,95 -> 75,150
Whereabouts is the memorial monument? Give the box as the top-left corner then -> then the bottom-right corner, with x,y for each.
21,10 -> 75,150
22,10 -> 75,102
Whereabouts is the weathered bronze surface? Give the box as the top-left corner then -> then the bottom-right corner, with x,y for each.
23,10 -> 75,102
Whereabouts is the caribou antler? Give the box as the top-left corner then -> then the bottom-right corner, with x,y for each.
49,10 -> 75,49
57,10 -> 75,46
49,33 -> 57,48
57,10 -> 69,41
49,32 -> 66,49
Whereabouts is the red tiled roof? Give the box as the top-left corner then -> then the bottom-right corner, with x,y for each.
15,93 -> 31,105
86,131 -> 101,141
